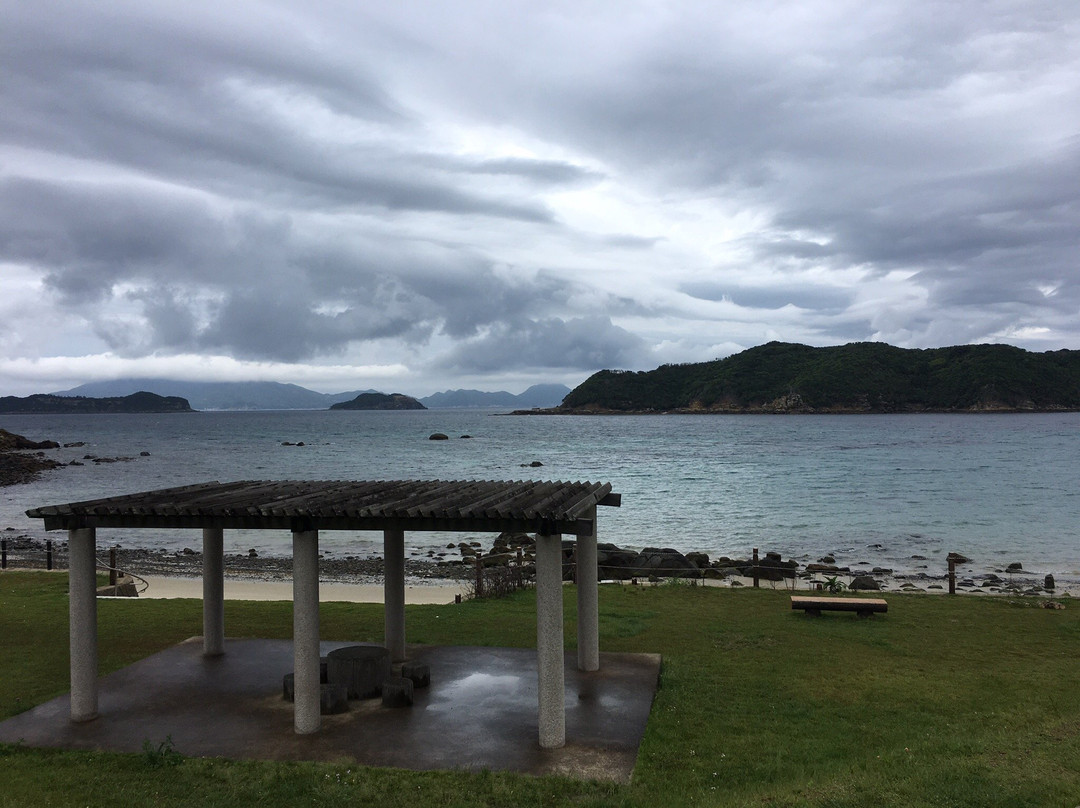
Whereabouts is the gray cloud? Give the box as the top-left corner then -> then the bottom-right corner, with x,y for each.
438,317 -> 649,373
1,1 -> 1078,394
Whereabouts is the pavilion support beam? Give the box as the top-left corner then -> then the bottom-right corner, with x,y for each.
383,527 -> 406,662
202,527 -> 225,657
576,507 -> 599,672
535,532 -> 565,749
68,527 -> 98,723
292,529 -> 321,735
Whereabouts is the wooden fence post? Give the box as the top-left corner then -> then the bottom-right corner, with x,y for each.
1,539 -> 6,569
109,547 -> 118,586
46,539 -> 53,570
948,557 -> 956,595
752,547 -> 759,588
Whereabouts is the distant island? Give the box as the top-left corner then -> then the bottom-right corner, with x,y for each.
0,392 -> 194,414
329,393 -> 426,411
51,380 -> 571,411
524,342 -> 1080,414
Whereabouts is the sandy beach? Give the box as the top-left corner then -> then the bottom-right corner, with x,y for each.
134,575 -> 467,604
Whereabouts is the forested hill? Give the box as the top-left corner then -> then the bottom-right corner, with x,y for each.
0,392 -> 194,414
557,342 -> 1080,413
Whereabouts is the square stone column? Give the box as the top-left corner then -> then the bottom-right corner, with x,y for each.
292,529 -> 321,735
535,532 -> 565,749
68,527 -> 98,722
383,527 -> 406,662
202,527 -> 225,657
576,507 -> 599,671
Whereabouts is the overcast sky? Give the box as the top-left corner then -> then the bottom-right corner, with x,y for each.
2,1 -> 1078,397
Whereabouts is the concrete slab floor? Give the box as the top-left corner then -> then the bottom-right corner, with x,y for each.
0,639 -> 661,782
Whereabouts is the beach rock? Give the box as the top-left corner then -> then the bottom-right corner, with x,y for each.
807,563 -> 840,572
1044,574 -> 1055,590
742,552 -> 798,580
818,555 -> 836,564
947,552 -> 971,564
849,575 -> 881,591
1006,562 -> 1023,572
634,547 -> 701,578
0,430 -> 60,451
429,433 -> 449,441
685,551 -> 710,568
596,543 -> 639,580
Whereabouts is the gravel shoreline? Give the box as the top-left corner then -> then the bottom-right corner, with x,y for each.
3,534 -> 1073,597
1,536 -> 472,586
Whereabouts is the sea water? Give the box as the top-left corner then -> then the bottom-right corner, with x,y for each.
2,410 -> 1078,583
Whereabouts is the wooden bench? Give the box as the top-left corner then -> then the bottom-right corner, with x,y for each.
791,596 -> 887,618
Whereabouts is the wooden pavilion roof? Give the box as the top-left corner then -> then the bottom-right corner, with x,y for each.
27,479 -> 621,535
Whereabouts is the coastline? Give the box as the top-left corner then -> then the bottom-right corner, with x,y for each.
3,535 -> 1073,600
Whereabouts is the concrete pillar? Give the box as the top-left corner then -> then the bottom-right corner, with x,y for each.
68,527 -> 98,722
576,507 -> 599,671
383,527 -> 406,662
535,532 -> 565,749
292,529 -> 321,735
202,527 -> 225,657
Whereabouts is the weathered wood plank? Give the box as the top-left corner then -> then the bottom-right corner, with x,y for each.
791,596 -> 887,617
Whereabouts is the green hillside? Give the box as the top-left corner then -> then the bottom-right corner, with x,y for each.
559,342 -> 1080,413
329,392 -> 426,410
0,391 -> 194,414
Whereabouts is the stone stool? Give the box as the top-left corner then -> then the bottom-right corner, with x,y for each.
400,662 -> 430,688
282,674 -> 349,715
381,676 -> 414,708
327,645 -> 391,699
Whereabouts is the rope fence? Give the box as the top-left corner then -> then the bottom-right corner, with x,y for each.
1,536 -> 1056,599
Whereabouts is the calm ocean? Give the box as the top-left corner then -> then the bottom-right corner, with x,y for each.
3,410 -> 1078,583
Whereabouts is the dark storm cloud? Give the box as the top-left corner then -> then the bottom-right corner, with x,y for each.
1,1 -> 1079,396
681,281 -> 853,313
1,4 -> 553,223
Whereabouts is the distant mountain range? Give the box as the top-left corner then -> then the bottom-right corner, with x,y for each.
421,384 -> 571,409
553,342 -> 1080,414
51,379 -> 571,411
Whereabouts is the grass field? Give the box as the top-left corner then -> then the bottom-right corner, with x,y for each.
1,571 -> 1079,807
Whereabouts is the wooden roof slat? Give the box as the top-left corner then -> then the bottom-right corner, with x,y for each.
449,481 -> 534,519
26,478 -> 622,533
522,481 -> 582,519
343,480 -> 435,517
400,480 -> 483,518
554,482 -> 613,520
493,480 -> 564,518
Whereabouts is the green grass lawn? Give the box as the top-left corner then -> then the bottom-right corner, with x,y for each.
1,571 -> 1078,807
